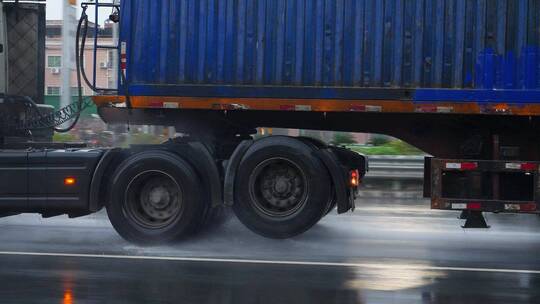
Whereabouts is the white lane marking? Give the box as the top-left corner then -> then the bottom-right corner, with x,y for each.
0,251 -> 538,275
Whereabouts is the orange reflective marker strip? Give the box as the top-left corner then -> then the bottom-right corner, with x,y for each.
91,96 -> 540,116
92,96 -> 416,112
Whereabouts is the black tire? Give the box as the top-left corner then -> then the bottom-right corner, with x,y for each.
325,195 -> 337,216
297,137 -> 336,217
233,137 -> 332,239
196,205 -> 234,236
107,150 -> 204,244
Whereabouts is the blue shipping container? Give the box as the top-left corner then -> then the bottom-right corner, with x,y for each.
119,0 -> 540,103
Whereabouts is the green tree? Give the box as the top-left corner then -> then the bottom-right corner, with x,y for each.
369,134 -> 391,146
387,140 -> 422,154
53,132 -> 78,143
331,132 -> 356,145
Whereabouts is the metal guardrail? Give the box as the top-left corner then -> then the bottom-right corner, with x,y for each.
365,156 -> 425,180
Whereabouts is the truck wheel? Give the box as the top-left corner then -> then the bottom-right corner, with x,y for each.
233,137 -> 332,239
107,151 -> 204,244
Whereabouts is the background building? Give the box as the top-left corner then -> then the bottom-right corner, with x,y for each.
45,19 -> 117,115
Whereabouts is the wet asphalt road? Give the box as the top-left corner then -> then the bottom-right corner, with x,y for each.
0,198 -> 539,303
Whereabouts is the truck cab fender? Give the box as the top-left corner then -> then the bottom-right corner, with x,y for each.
88,148 -> 125,212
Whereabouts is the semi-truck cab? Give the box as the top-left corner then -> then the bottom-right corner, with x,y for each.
0,0 -> 538,245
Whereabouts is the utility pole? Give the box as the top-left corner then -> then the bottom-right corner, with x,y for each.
61,0 -> 77,124
0,1 -> 7,95
110,10 -> 119,90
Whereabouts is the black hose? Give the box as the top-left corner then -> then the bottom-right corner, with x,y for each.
78,12 -> 95,92
53,6 -> 88,133
78,7 -> 115,95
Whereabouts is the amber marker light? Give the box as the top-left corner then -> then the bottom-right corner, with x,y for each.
64,177 -> 76,186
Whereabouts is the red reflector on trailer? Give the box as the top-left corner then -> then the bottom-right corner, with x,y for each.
521,203 -> 537,212
520,163 -> 537,171
467,202 -> 482,210
279,105 -> 296,111
416,105 -> 437,113
461,162 -> 478,170
148,101 -> 164,108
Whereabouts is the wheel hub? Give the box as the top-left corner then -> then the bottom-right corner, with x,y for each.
125,171 -> 183,228
147,186 -> 171,208
249,158 -> 308,217
273,177 -> 290,195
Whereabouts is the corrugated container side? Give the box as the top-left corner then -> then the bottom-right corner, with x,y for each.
120,0 -> 540,99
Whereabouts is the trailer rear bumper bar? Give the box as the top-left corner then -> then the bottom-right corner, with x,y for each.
433,199 -> 537,214
428,158 -> 540,214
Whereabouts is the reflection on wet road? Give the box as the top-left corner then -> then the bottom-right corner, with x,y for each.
0,199 -> 539,303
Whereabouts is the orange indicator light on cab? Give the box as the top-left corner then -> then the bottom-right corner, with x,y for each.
63,289 -> 74,304
64,177 -> 76,186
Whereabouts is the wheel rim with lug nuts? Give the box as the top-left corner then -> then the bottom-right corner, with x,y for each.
124,170 -> 183,229
248,157 -> 309,218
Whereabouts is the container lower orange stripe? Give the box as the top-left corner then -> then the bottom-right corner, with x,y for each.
91,95 -> 540,116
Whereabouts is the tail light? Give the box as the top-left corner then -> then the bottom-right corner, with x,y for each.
349,170 -> 360,187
